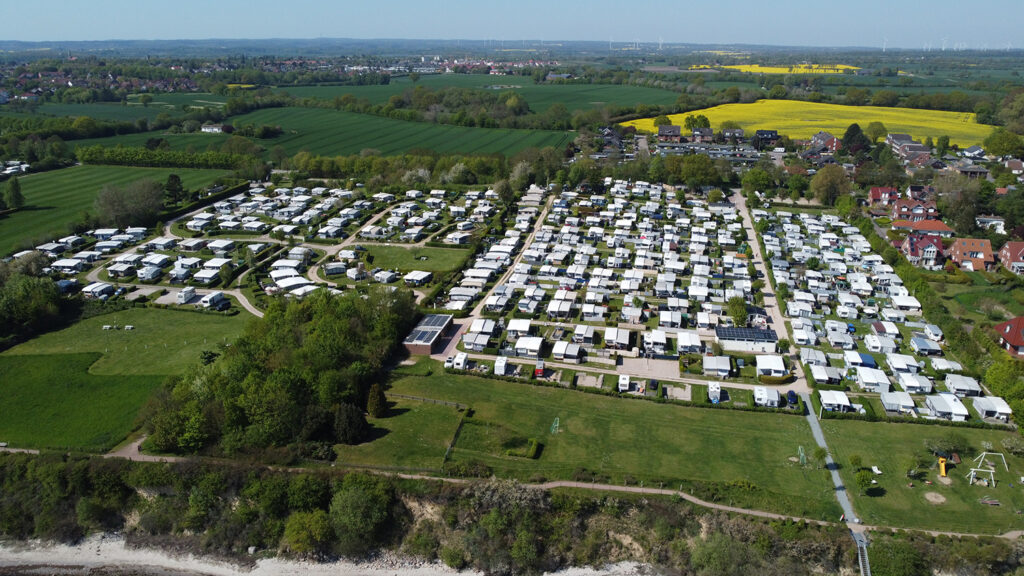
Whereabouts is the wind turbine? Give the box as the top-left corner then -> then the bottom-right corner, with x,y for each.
882,37 -> 888,53
659,37 -> 664,51
942,37 -> 948,51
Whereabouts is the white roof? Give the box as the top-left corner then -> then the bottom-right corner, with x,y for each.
507,318 -> 532,333
927,393 -> 969,418
819,390 -> 851,407
880,391 -> 914,410
515,336 -> 544,352
756,355 -> 786,372
973,396 -> 1012,415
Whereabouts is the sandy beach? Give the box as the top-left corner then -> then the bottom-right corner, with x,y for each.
0,535 -> 651,576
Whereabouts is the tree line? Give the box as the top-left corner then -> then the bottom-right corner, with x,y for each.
140,289 -> 418,457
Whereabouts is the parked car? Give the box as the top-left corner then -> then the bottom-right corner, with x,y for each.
787,390 -> 799,406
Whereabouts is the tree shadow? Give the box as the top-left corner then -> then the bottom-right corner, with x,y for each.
866,486 -> 887,498
382,406 -> 410,418
359,425 -> 391,444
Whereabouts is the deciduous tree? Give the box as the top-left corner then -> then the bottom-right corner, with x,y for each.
4,176 -> 24,210
809,164 -> 850,206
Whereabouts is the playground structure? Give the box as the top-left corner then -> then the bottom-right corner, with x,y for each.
966,452 -> 1009,488
938,457 -> 947,477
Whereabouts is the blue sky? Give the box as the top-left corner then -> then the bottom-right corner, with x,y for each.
11,0 -> 1021,49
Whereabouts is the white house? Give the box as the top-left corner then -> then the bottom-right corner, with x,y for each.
898,372 -> 933,394
880,391 -> 915,414
702,356 -> 731,378
514,336 -> 544,359
819,390 -> 852,412
972,396 -> 1013,422
552,340 -> 583,363
755,355 -> 787,377
945,374 -> 982,397
926,393 -> 969,421
856,367 -> 890,392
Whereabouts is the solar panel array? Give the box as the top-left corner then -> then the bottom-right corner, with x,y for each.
714,326 -> 778,342
403,314 -> 453,345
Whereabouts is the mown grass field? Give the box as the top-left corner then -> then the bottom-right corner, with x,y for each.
280,75 -> 680,113
0,353 -> 160,452
823,420 -> 1024,534
2,307 -> 252,376
366,245 -> 471,273
386,360 -> 841,520
0,165 -> 230,255
623,99 -> 994,147
333,397 -> 463,470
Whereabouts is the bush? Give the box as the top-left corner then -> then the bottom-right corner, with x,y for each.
440,545 -> 467,569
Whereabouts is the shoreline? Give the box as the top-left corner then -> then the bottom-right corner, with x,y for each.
0,534 -> 650,576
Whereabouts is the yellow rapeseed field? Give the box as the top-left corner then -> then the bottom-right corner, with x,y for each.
719,64 -> 860,74
623,100 -> 994,148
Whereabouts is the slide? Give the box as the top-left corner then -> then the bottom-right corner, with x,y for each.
938,457 -> 947,477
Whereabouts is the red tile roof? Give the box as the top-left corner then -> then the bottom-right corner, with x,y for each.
911,220 -> 953,233
995,317 -> 1024,348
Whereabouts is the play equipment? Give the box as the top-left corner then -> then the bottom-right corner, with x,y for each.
798,445 -> 806,466
967,468 -> 997,488
973,452 -> 1009,472
550,417 -> 560,434
938,457 -> 947,477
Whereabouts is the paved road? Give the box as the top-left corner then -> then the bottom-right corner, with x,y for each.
801,393 -> 857,522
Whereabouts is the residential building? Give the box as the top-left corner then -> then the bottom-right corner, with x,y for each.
948,238 -> 995,271
899,235 -> 943,269
994,316 -> 1024,357
997,241 -> 1024,274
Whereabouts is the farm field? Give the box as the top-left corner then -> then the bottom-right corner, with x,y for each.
717,64 -> 860,74
333,397 -> 463,470
234,107 -> 576,156
0,353 -> 160,452
279,75 -> 680,113
2,307 -> 252,376
623,99 -> 994,147
386,360 -> 842,520
73,107 -> 575,157
823,419 -> 1024,534
0,165 -> 230,255
365,245 -> 471,273
0,94 -> 225,122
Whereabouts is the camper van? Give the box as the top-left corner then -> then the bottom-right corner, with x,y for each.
177,286 -> 196,304
199,291 -> 228,310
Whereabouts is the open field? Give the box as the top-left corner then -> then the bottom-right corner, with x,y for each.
0,165 -> 230,255
717,64 -> 860,74
387,360 -> 841,520
623,99 -> 994,147
279,75 -> 680,113
74,107 -> 575,157
822,420 -> 1024,534
2,307 -> 252,376
333,397 -> 463,470
366,245 -> 471,273
0,353 -> 159,452
234,107 -> 576,156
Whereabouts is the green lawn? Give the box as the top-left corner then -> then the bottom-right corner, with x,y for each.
823,420 -> 1024,534
366,245 -> 471,274
2,307 -> 252,376
0,165 -> 230,255
278,75 -> 681,113
0,353 -> 160,452
387,361 -> 841,520
333,397 -> 463,470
